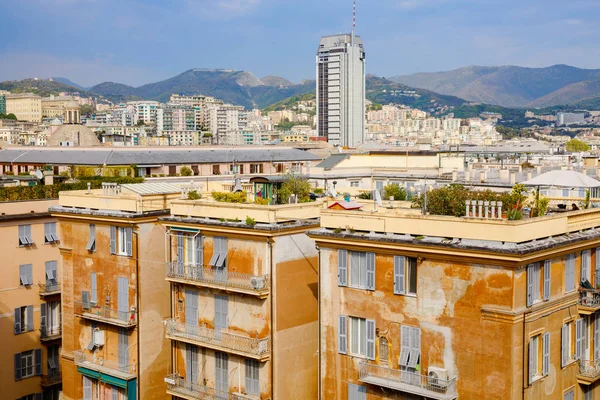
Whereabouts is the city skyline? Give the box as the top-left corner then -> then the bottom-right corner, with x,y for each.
1,0 -> 599,87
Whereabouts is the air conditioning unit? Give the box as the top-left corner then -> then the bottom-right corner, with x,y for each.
93,328 -> 105,347
250,277 -> 265,290
428,367 -> 449,388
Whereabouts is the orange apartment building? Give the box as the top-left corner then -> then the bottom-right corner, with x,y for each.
160,198 -> 321,399
0,199 -> 62,400
50,182 -> 181,400
310,203 -> 600,400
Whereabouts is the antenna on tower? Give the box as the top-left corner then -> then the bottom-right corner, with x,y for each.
352,0 -> 356,44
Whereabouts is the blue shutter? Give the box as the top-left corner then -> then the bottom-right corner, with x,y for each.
40,303 -> 47,333
366,319 -> 375,360
543,260 -> 551,301
110,226 -> 116,254
177,235 -> 184,263
14,308 -> 21,334
34,348 -> 42,376
394,256 -> 405,295
185,344 -> 192,383
125,227 -> 133,256
14,353 -> 21,380
338,315 -> 347,354
185,289 -> 198,327
118,277 -> 129,321
338,250 -> 347,287
91,273 -> 97,304
366,253 -> 375,291
118,328 -> 128,368
82,291 -> 90,309
27,306 -> 33,332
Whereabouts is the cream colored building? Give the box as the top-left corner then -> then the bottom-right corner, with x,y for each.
6,94 -> 42,122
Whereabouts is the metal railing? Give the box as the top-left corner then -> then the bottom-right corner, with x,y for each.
38,281 -> 60,295
166,262 -> 269,294
40,323 -> 62,339
579,359 -> 600,379
165,319 -> 270,357
165,374 -> 246,400
359,362 -> 457,400
41,370 -> 62,386
74,350 -> 136,375
579,288 -> 600,308
74,300 -> 137,326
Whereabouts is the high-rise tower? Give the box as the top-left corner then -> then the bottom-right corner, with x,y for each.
316,2 -> 366,147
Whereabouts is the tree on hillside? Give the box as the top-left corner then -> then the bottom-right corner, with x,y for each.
566,139 -> 590,152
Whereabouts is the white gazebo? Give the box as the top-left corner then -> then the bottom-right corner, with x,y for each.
523,170 -> 600,211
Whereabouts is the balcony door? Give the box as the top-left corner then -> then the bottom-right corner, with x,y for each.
215,352 -> 229,396
214,295 -> 228,340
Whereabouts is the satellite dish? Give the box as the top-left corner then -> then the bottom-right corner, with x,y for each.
35,170 -> 44,180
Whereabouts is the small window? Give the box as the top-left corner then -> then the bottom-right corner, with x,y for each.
212,165 -> 220,175
394,256 -> 417,295
209,237 -> 227,269
44,223 -> 59,244
86,224 -> 96,252
349,316 -> 367,356
19,264 -> 33,286
344,251 -> 375,290
350,181 -> 360,188
562,321 -> 576,367
110,226 -> 132,256
18,224 -> 34,246
15,305 -> 34,333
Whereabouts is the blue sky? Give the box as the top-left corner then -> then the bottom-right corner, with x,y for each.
1,0 -> 599,87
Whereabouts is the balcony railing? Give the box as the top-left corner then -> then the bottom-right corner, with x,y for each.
165,319 -> 270,360
579,359 -> 600,382
165,374 -> 247,400
166,262 -> 269,298
74,350 -> 136,379
74,300 -> 137,327
41,370 -> 62,386
38,281 -> 61,296
40,324 -> 62,341
579,288 -> 600,311
359,362 -> 458,400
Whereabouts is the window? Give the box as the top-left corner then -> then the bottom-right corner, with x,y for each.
86,224 -> 96,251
394,256 -> 417,295
110,226 -> 132,256
562,321 -> 576,367
582,250 -> 592,283
14,305 -> 33,334
350,181 -> 360,188
529,332 -> 550,384
209,237 -> 227,270
564,389 -> 574,400
337,250 -> 375,290
379,337 -> 389,364
400,325 -> 421,379
527,261 -> 550,306
91,273 -> 97,304
245,359 -> 260,395
44,222 -> 59,244
344,316 -> 375,359
214,295 -> 229,332
348,383 -> 366,400
565,254 -> 576,293
45,261 -> 58,289
575,317 -> 588,361
215,352 -> 229,393
41,302 -> 61,337
18,224 -> 34,246
185,288 -> 198,327
212,165 -> 220,175
19,264 -> 33,286
118,328 -> 128,369
14,349 -> 42,380
185,344 -> 199,384
83,376 -> 94,400
250,164 -> 263,174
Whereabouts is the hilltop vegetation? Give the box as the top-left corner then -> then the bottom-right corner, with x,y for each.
0,78 -> 86,97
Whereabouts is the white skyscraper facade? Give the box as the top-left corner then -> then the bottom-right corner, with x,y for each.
316,34 -> 366,147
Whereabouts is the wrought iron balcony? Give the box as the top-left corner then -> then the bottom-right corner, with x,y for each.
165,374 -> 248,400
579,288 -> 600,314
166,262 -> 269,298
74,300 -> 137,328
165,319 -> 270,361
38,281 -> 61,297
74,350 -> 136,381
40,324 -> 62,341
578,359 -> 600,384
359,362 -> 458,400
41,370 -> 62,386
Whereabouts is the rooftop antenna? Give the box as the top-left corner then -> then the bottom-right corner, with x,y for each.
351,0 -> 356,45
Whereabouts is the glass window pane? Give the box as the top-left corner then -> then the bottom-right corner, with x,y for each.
408,258 -> 417,294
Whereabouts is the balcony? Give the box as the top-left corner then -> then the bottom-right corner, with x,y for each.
359,362 -> 457,400
40,324 -> 62,341
165,374 -> 248,400
579,288 -> 600,314
578,359 -> 600,384
165,319 -> 270,361
74,350 -> 136,381
166,262 -> 269,298
41,370 -> 62,387
74,301 -> 137,328
38,282 -> 61,297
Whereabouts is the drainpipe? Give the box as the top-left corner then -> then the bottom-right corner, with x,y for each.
316,244 -> 321,400
268,237 -> 275,400
133,229 -> 141,400
522,283 -> 533,400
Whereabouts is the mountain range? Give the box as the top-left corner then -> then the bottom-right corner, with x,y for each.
390,64 -> 600,108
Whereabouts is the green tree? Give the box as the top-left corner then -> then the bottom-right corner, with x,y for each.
136,120 -> 145,126
277,175 -> 311,203
383,184 -> 407,201
566,139 -> 590,152
180,166 -> 193,176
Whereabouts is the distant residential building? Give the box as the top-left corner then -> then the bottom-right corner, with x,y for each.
558,112 -> 586,126
0,93 -> 6,115
206,104 -> 248,145
128,101 -> 160,125
6,93 -> 42,122
316,33 -> 366,147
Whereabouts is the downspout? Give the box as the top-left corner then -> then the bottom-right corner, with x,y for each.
268,237 -> 275,400
522,283 -> 533,400
133,229 -> 141,400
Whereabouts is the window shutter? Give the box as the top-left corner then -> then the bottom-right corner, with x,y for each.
338,315 -> 347,354
118,328 -> 128,368
194,235 -> 203,267
27,306 -> 33,332
14,353 -> 21,380
543,260 -> 551,301
91,273 -> 97,304
111,388 -> 119,400
83,376 -> 92,400
110,226 -> 116,254
27,264 -> 33,285
191,345 -> 198,384
596,248 -> 600,286
562,324 -> 568,366
35,393 -> 42,400
125,227 -> 133,256
14,308 -> 21,334
394,256 -> 405,295
400,325 -> 410,366
82,290 -> 90,309
576,319 -> 583,360
40,303 -> 47,332
366,319 -> 375,360
177,235 -> 184,263
338,250 -> 348,287
185,288 -> 199,327
528,338 -> 534,385
87,224 -> 96,251
583,250 -> 591,283
543,332 -> 550,376
34,348 -> 42,376
185,344 -> 192,382
118,277 -> 129,321
366,253 -> 375,291
526,264 -> 534,306
595,313 -> 600,361
566,254 -> 575,292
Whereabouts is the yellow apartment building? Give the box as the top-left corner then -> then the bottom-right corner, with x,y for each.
160,197 -> 321,399
310,203 -> 600,400
6,93 -> 43,122
50,182 -> 181,400
0,199 -> 62,400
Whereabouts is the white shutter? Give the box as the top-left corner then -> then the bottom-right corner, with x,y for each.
566,254 -> 575,292
338,250 -> 348,287
595,313 -> 600,361
110,226 -> 116,254
91,273 -> 97,304
400,325 -> 410,366
543,332 -> 550,376
125,227 -> 133,256
338,315 -> 347,354
576,318 -> 583,360
366,253 -> 375,291
366,319 -> 375,360
528,337 -> 535,384
527,264 -> 534,307
595,247 -> 600,286
583,250 -> 591,283
543,260 -> 551,301
83,376 -> 93,400
394,256 -> 405,295
562,324 -> 568,367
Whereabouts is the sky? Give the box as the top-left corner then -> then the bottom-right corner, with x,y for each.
0,0 -> 599,87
